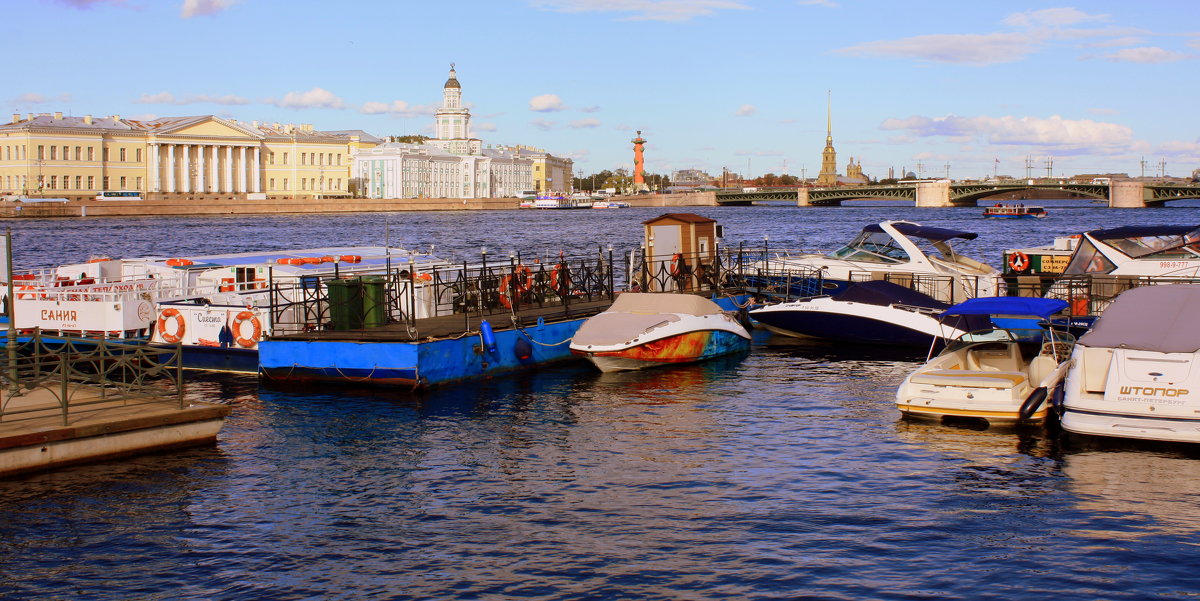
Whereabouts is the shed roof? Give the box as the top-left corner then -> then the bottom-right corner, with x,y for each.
642,213 -> 716,225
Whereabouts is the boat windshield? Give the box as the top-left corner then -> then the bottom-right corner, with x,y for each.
1104,229 -> 1200,259
943,327 -> 1075,356
1063,239 -> 1117,274
827,231 -> 909,264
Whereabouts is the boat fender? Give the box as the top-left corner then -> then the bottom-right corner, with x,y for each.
1018,386 -> 1048,421
514,336 -> 533,361
480,320 -> 498,354
536,316 -> 545,331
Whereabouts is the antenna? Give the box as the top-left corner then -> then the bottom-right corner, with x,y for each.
1140,156 -> 1147,178
1045,156 -> 1053,179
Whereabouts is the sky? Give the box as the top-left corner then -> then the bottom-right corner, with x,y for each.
9,0 -> 1200,181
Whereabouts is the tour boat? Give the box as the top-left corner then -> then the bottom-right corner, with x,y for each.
752,221 -> 998,303
983,204 -> 1047,219
895,297 -> 1074,426
569,292 -> 751,372
1059,285 -> 1200,443
749,280 -> 985,349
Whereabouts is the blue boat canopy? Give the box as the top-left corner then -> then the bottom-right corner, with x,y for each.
832,280 -> 949,310
941,297 -> 1068,318
1087,225 -> 1200,240
863,222 -> 978,242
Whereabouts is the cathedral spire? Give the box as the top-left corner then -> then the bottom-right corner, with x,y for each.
825,89 -> 832,144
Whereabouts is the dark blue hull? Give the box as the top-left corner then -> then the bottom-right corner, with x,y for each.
754,308 -> 937,347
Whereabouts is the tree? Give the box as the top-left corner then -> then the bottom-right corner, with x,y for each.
388,134 -> 429,144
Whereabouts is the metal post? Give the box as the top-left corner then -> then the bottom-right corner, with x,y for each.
5,228 -> 14,389
176,341 -> 184,409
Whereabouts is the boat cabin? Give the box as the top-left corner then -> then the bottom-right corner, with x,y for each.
642,213 -> 720,292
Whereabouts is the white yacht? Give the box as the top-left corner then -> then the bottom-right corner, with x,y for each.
1060,285 -> 1200,443
754,221 -> 998,303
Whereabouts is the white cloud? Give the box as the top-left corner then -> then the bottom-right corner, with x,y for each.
733,150 -> 784,156
269,87 -> 345,110
881,113 -> 1135,154
836,32 -> 1038,65
614,124 -> 632,131
1086,107 -> 1119,115
530,0 -> 749,22
580,106 -> 601,113
531,118 -> 558,130
1002,7 -> 1109,28
127,113 -> 159,121
359,100 -> 436,117
797,0 -> 836,6
12,93 -> 72,105
135,91 -> 249,105
735,104 -> 757,116
181,0 -> 237,18
570,118 -> 601,128
1101,47 -> 1193,63
475,122 -> 497,132
529,94 -> 567,112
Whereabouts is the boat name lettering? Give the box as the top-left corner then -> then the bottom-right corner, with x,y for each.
40,309 -> 78,322
1159,261 -> 1191,269
1118,386 -> 1190,398
196,315 -> 225,323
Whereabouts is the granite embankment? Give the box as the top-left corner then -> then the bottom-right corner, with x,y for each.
0,192 -> 717,218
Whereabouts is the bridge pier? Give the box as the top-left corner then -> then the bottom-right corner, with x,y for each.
1109,180 -> 1147,208
796,187 -> 809,207
915,180 -> 952,208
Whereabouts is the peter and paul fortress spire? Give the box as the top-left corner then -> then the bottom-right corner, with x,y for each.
816,90 -> 838,186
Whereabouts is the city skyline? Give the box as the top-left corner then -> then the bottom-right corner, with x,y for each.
10,0 -> 1199,181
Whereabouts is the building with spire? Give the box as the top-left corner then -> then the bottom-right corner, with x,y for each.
816,91 -> 838,186
427,64 -> 482,156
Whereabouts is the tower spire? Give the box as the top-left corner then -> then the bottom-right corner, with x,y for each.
826,89 -> 832,142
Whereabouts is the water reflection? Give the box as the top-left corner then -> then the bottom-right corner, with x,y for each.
1063,448 -> 1200,539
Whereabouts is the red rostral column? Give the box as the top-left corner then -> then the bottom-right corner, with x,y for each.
632,130 -> 647,188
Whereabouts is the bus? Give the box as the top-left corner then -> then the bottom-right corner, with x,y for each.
95,191 -> 143,201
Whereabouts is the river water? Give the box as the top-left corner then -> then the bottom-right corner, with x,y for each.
3,201 -> 1200,600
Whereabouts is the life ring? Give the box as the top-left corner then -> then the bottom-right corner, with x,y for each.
232,310 -> 262,348
16,285 -> 37,299
416,272 -> 433,282
339,255 -> 362,264
157,307 -> 186,343
512,265 -> 532,292
166,258 -> 194,267
219,277 -> 235,292
550,263 -> 569,293
498,278 -> 515,309
1070,295 -> 1089,316
669,253 -> 685,277
1008,251 -> 1030,273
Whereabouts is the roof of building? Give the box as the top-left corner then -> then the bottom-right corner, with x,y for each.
0,113 -> 134,131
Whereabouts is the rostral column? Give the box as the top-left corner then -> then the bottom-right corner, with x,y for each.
632,130 -> 648,191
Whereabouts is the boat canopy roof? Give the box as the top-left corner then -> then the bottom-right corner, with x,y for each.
942,297 -> 1067,318
1078,285 -> 1200,353
832,280 -> 949,310
1088,225 -> 1199,241
864,222 -> 978,242
609,292 -> 723,316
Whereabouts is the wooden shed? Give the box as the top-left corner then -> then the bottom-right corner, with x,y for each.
641,213 -> 722,292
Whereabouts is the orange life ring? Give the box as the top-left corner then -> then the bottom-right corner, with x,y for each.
232,310 -> 262,348
1008,251 -> 1030,273
669,253 -> 685,277
16,285 -> 37,299
157,307 -> 186,343
166,258 -> 194,267
219,277 -> 235,292
550,263 -> 569,293
512,265 -> 532,292
1070,295 -> 1089,316
276,258 -> 292,265
416,272 -> 433,282
339,255 -> 362,264
498,278 -> 514,309
12,274 -> 36,281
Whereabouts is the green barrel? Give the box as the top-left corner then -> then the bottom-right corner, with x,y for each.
361,275 -> 388,328
326,277 -> 364,330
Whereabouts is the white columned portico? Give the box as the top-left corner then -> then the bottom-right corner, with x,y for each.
167,144 -> 176,192
224,146 -> 233,193
210,145 -> 220,192
252,147 -> 261,193
150,144 -> 161,192
197,145 -> 206,193
181,145 -> 191,193
238,146 -> 247,192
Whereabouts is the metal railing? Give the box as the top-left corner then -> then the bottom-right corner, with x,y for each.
1,331 -> 184,426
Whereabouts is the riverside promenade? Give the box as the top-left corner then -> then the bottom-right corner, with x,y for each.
0,192 -> 718,218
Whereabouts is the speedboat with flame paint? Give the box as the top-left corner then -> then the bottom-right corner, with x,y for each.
895,297 -> 1074,426
1060,285 -> 1200,443
569,293 -> 751,372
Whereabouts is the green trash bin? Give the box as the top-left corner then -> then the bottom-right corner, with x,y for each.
326,277 -> 364,330
361,275 -> 388,328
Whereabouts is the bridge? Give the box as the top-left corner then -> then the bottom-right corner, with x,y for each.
715,181 -> 1200,208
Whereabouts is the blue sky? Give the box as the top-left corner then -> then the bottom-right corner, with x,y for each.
10,0 -> 1200,181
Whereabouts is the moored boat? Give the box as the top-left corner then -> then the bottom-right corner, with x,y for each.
895,297 -> 1074,426
569,293 -> 751,372
1060,285 -> 1200,443
983,204 -> 1047,218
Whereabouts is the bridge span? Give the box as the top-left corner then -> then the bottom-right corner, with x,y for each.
715,181 -> 1200,208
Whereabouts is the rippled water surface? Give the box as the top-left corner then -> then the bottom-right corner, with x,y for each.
3,201 -> 1200,600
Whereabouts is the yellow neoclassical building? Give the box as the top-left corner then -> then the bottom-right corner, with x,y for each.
0,112 -> 380,200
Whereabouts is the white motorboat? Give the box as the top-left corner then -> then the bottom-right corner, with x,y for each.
1060,284 -> 1200,443
754,221 -> 998,303
895,297 -> 1074,426
750,280 -> 985,349
569,292 -> 751,372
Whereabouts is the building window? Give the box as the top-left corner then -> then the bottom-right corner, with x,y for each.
120,176 -> 126,189
136,148 -> 142,162
269,153 -> 275,165
283,152 -> 288,165
136,177 -> 142,190
102,176 -> 109,190
269,178 -> 275,190
49,146 -> 56,160
88,147 -> 94,161
87,176 -> 94,189
120,148 -> 126,162
300,179 -> 306,191
283,178 -> 288,190
49,175 -> 56,189
75,175 -> 81,189
103,148 -> 108,161
300,153 -> 306,166
75,146 -> 81,160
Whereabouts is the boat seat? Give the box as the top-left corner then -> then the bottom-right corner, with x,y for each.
1026,354 -> 1058,386
909,369 -> 1028,389
965,344 -> 1022,373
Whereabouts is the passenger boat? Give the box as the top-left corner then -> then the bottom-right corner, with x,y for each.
749,280 -> 985,349
1059,285 -> 1200,443
895,297 -> 1074,426
569,293 -> 751,372
983,204 -> 1047,219
752,221 -> 998,303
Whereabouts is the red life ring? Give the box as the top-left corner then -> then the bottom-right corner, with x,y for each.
1008,251 -> 1030,273
232,310 -> 262,348
512,265 -> 532,292
550,263 -> 569,293
157,307 -> 186,343
669,253 -> 685,277
339,255 -> 362,264
166,258 -> 194,267
16,285 -> 37,299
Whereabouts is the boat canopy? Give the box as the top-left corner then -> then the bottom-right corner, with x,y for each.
1077,285 -> 1200,353
608,292 -> 723,316
1084,225 -> 1200,259
832,280 -> 948,310
941,297 -> 1068,318
863,222 -> 978,242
